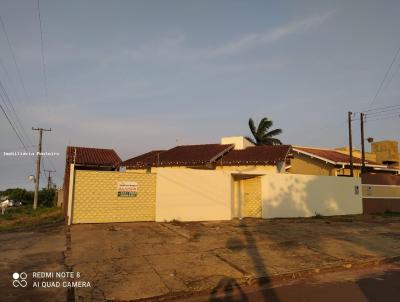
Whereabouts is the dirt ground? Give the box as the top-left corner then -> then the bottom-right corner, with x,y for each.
1,215 -> 400,301
0,223 -> 67,302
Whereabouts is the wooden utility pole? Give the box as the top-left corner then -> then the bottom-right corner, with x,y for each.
44,169 -> 56,189
348,112 -> 354,177
360,113 -> 366,175
32,127 -> 51,209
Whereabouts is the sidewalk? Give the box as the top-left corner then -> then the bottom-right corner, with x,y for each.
66,215 -> 400,301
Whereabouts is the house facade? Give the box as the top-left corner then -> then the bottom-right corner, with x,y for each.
289,146 -> 397,177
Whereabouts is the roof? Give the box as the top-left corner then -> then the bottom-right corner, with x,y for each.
121,150 -> 165,168
151,144 -> 234,166
293,146 -> 385,167
66,146 -> 121,167
217,145 -> 291,166
122,144 -> 234,167
122,144 -> 292,168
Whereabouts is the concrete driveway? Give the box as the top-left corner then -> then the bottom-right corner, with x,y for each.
65,215 -> 400,301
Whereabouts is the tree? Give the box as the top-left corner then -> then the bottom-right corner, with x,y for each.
38,188 -> 56,207
2,188 -> 31,202
246,117 -> 283,145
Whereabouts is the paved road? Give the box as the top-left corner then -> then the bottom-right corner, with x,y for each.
172,264 -> 400,302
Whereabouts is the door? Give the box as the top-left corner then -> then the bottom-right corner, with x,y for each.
243,176 -> 262,218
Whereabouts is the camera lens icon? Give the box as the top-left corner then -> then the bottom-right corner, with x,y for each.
12,272 -> 27,288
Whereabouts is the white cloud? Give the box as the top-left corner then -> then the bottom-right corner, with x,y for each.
65,11 -> 335,66
202,11 -> 335,58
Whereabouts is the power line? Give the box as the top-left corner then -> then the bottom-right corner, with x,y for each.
366,109 -> 400,117
365,113 -> 400,123
0,78 -> 34,146
0,99 -> 29,152
0,14 -> 30,102
368,46 -> 400,108
363,104 -> 400,113
36,0 -> 48,98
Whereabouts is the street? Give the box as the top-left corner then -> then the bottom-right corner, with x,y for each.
174,263 -> 400,302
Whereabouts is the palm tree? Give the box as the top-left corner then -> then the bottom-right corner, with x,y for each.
246,117 -> 283,145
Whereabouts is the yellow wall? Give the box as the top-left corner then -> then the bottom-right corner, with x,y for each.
372,140 -> 399,164
72,170 -> 156,223
362,185 -> 400,198
289,153 -> 363,177
289,153 -> 335,176
155,168 -> 232,221
261,174 -> 362,218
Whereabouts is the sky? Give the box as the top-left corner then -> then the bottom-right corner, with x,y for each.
0,0 -> 399,190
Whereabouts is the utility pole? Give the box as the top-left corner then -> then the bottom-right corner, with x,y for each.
360,113 -> 366,175
348,112 -> 354,177
44,169 -> 56,189
32,127 -> 51,209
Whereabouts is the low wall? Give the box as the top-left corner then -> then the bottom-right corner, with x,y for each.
362,174 -> 400,214
261,174 -> 362,218
72,170 -> 156,223
155,168 -> 232,221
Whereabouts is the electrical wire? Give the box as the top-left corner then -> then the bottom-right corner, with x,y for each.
0,97 -> 29,152
368,46 -> 400,108
0,14 -> 30,102
0,78 -> 34,146
36,0 -> 48,98
363,104 -> 400,113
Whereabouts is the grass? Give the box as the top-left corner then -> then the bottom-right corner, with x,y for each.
0,206 -> 63,232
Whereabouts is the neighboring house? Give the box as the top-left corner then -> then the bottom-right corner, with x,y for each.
63,146 -> 121,217
289,146 -> 396,177
336,140 -> 400,170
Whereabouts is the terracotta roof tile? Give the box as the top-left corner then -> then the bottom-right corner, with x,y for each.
66,146 -> 121,167
152,144 -> 234,166
123,144 -> 234,167
121,150 -> 165,168
217,145 -> 291,165
293,147 -> 382,166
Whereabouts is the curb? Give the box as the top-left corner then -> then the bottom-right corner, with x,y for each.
131,255 -> 400,302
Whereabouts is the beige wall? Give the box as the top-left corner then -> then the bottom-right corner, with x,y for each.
155,168 -> 232,222
216,165 -> 277,174
72,170 -> 156,224
57,188 -> 64,207
261,174 -> 362,218
220,136 -> 254,150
